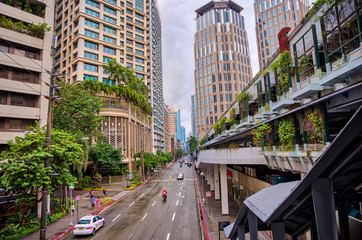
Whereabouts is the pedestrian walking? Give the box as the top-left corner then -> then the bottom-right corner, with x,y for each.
96,197 -> 101,209
103,189 -> 107,198
71,204 -> 75,215
91,195 -> 95,209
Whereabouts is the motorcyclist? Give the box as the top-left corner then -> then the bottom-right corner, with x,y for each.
162,189 -> 167,201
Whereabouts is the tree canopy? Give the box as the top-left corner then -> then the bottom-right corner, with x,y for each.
53,83 -> 104,138
187,136 -> 199,153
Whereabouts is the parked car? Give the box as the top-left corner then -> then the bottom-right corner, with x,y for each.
177,173 -> 184,180
73,215 -> 104,236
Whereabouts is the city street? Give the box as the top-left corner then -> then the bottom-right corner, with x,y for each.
64,161 -> 201,240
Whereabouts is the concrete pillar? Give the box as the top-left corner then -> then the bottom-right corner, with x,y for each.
271,221 -> 285,240
210,165 -> 215,191
311,178 -> 338,240
214,164 -> 220,200
248,209 -> 258,240
238,224 -> 245,240
220,164 -> 229,214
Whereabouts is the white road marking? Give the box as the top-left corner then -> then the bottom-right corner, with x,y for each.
140,193 -> 144,197
172,213 -> 176,221
166,233 -> 170,240
147,188 -> 151,191
176,200 -> 179,206
180,187 -> 182,190
129,201 -> 135,207
152,201 -> 156,206
141,213 -> 147,222
179,192 -> 181,196
128,233 -> 133,240
112,214 -> 121,222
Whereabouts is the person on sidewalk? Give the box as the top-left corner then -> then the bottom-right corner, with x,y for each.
103,189 -> 107,198
91,195 -> 95,209
96,197 -> 101,209
71,204 -> 75,215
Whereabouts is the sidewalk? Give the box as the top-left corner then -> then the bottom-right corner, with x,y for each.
197,172 -> 271,240
24,182 -> 128,240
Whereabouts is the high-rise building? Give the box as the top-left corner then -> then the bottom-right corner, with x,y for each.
147,0 -> 166,153
54,0 -> 153,171
0,0 -> 54,151
167,108 -> 180,152
194,0 -> 253,140
190,94 -> 198,140
163,103 -> 170,153
254,0 -> 309,69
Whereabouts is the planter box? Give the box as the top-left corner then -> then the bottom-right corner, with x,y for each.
348,44 -> 362,62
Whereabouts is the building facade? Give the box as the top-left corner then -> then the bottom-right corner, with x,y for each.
194,0 -> 253,140
254,0 -> 309,69
163,103 -> 170,153
167,108 -> 180,152
54,0 -> 152,170
147,0 -> 166,154
0,0 -> 54,151
190,94 -> 198,140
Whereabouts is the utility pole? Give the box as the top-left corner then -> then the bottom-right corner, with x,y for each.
39,70 -> 56,240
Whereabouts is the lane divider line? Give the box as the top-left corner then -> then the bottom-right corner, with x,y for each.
172,213 -> 175,221
112,214 -> 121,222
176,200 -> 179,206
129,201 -> 135,207
141,213 -> 147,222
152,201 -> 156,206
166,233 -> 170,240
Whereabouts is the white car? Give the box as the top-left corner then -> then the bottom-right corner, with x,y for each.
177,173 -> 184,180
73,215 -> 105,236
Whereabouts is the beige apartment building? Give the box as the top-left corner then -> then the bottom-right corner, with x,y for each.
54,0 -> 152,169
194,0 -> 253,140
254,0 -> 309,69
167,108 -> 179,153
0,0 -> 54,151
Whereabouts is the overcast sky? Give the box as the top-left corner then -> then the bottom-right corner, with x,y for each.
157,0 -> 314,137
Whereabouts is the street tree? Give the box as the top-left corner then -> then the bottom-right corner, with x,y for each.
187,136 -> 199,153
0,124 -> 83,221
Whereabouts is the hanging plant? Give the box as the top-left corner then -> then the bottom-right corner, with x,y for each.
268,50 -> 292,96
278,118 -> 295,151
251,123 -> 272,148
306,112 -> 325,144
213,122 -> 219,137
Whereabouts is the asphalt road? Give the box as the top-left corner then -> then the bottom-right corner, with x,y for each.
65,158 -> 201,240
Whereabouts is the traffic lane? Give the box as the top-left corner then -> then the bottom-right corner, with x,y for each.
64,174 -> 168,239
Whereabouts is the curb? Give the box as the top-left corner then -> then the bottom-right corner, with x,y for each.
194,168 -> 210,240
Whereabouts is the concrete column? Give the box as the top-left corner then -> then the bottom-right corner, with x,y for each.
248,209 -> 258,240
214,164 -> 220,200
271,221 -> 285,240
220,164 -> 229,215
238,224 -> 245,240
210,165 -> 215,191
311,178 -> 338,240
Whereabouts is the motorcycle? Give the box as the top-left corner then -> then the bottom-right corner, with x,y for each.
163,195 -> 167,202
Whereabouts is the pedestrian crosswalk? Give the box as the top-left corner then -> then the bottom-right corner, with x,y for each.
151,179 -> 194,182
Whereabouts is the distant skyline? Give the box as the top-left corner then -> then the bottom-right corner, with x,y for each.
157,0 -> 315,136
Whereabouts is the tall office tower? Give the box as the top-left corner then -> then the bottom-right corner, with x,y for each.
147,0 -> 166,153
190,94 -> 198,140
0,1 -> 55,151
254,0 -> 309,69
163,103 -> 170,153
194,0 -> 253,140
54,0 -> 152,169
168,108 -> 180,152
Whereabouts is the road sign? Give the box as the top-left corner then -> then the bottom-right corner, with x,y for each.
206,191 -> 211,197
75,195 -> 80,201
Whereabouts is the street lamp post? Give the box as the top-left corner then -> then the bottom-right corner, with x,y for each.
200,172 -> 204,197
69,186 -> 74,226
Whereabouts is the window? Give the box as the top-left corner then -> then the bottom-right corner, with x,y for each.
84,29 -> 98,39
135,73 -> 144,79
135,42 -> 144,49
135,13 -> 143,19
135,0 -> 144,12
103,25 -> 116,35
135,65 -> 144,71
104,15 -> 116,24
85,19 -> 99,29
103,46 -> 116,55
135,49 -> 144,55
83,74 -> 98,81
103,56 -> 112,63
105,0 -> 116,4
103,35 -> 116,44
135,20 -> 143,26
135,28 -> 143,34
126,62 -> 132,68
85,0 -> 99,8
104,5 -> 116,15
135,34 -> 144,40
84,41 -> 98,50
135,57 -> 144,64
84,63 -> 98,72
85,8 -> 99,17
84,51 -> 98,60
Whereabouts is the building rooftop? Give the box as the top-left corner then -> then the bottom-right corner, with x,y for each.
195,0 -> 243,16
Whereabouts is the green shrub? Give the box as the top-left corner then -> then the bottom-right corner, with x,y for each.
101,197 -> 113,205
